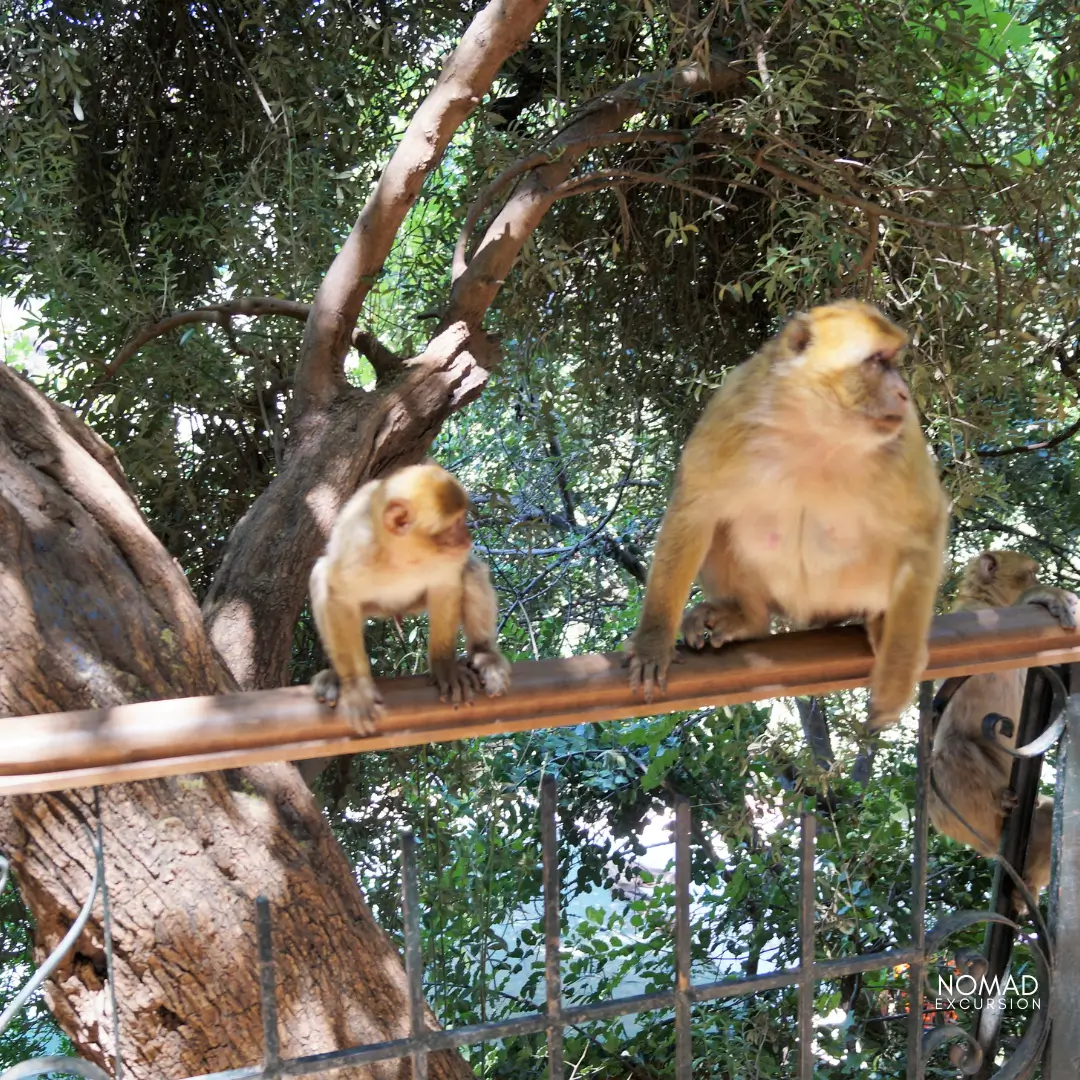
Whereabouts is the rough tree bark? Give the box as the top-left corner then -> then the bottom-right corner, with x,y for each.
0,1 -> 547,1076
0,0 -> 745,1072
0,367 -> 474,1080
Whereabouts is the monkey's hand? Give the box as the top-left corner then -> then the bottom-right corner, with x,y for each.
625,629 -> 677,702
431,656 -> 483,707
1019,585 -> 1079,630
313,669 -> 384,736
470,648 -> 511,697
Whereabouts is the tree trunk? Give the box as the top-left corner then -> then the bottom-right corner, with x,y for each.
0,367 -> 473,1080
0,1 -> 551,1071
0,0 -> 744,1060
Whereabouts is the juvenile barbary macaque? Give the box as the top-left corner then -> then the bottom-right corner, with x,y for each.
929,550 -> 1078,901
628,299 -> 949,729
309,463 -> 511,734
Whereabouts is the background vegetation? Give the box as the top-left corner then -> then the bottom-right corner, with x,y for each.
2,0 -> 1075,1074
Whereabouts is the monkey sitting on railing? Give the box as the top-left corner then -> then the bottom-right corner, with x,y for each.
929,550 -> 1078,905
309,462 -> 510,734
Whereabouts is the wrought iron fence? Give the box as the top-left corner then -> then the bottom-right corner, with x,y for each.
0,670 -> 1074,1080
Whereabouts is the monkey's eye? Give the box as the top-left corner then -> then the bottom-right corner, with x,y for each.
863,351 -> 893,372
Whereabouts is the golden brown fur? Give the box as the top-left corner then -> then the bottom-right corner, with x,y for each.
929,550 -> 1077,902
628,300 -> 949,729
309,463 -> 510,733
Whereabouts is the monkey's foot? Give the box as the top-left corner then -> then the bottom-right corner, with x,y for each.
680,601 -> 757,651
336,677 -> 384,736
470,648 -> 511,697
999,787 -> 1019,812
312,667 -> 342,707
431,657 -> 482,707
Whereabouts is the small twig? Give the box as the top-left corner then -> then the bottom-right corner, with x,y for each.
761,0 -> 798,42
833,211 -> 879,298
551,168 -> 735,209
204,4 -> 277,125
754,152 -> 1002,233
740,0 -> 781,129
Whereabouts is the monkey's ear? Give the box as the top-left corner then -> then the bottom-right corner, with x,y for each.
977,552 -> 999,583
383,500 -> 412,535
779,312 -> 813,355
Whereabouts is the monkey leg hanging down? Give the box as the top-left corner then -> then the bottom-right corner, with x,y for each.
929,550 -> 1078,904
309,462 -> 511,734
628,299 -> 950,730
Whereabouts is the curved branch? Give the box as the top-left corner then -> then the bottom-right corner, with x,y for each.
446,57 -> 745,327
86,299 -> 403,408
977,415 -> 1080,458
754,154 -> 1003,234
102,298 -> 309,380
550,168 -> 735,209
452,129 -> 689,279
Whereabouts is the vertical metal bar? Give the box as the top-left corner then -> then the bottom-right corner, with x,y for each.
255,897 -> 281,1080
1049,669 -> 1080,1080
797,808 -> 816,1080
674,795 -> 692,1080
401,829 -> 429,1080
541,776 -> 564,1080
906,680 -> 932,1080
94,789 -> 122,1080
976,666 -> 1054,1076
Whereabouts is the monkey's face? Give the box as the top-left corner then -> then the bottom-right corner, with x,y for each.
842,352 -> 913,438
974,550 -> 1040,601
779,305 -> 913,442
380,464 -> 474,564
430,511 -> 472,555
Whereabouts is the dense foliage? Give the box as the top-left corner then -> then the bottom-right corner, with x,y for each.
1,0 -> 1075,1074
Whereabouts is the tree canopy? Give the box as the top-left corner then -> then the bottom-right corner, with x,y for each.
1,0 -> 1078,1076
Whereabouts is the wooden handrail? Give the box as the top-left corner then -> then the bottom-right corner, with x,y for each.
2,604 -> 1079,795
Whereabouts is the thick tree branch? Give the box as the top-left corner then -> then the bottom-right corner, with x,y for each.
446,57 -> 745,326
292,0 -> 549,415
204,41 -> 737,693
